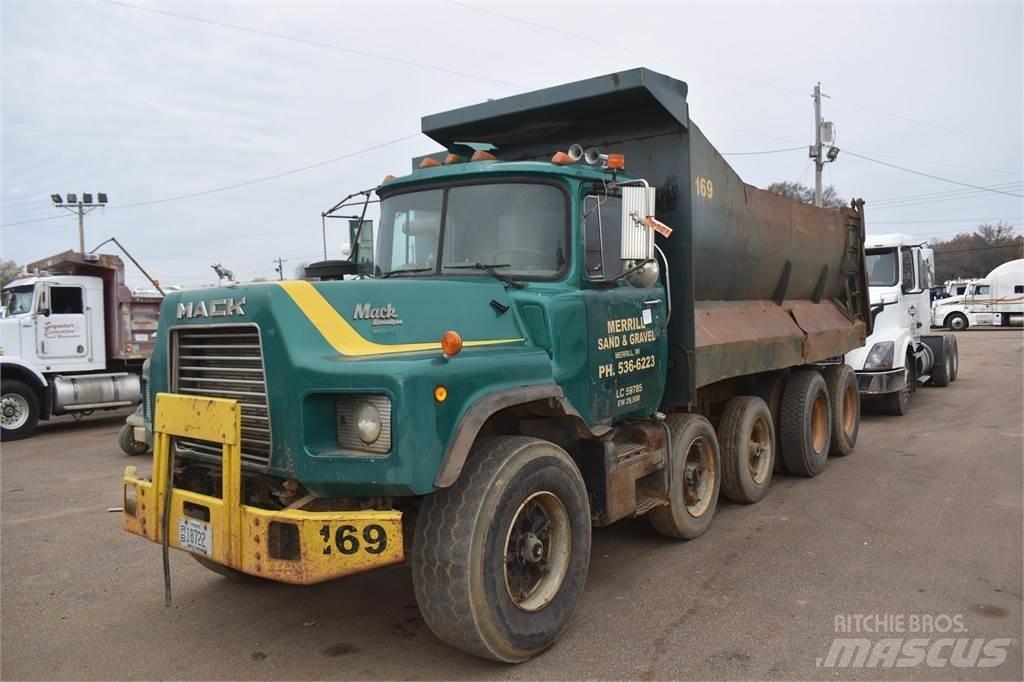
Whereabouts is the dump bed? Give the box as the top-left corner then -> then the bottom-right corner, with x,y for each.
27,251 -> 161,362
422,68 -> 870,404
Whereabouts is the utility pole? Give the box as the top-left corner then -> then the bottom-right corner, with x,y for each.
809,84 -> 840,208
50,193 -> 108,253
273,256 -> 288,281
812,82 -> 823,207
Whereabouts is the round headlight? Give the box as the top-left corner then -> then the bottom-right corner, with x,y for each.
354,401 -> 382,444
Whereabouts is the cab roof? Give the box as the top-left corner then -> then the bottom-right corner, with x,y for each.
379,158 -> 628,194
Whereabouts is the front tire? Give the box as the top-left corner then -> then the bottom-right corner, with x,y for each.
946,313 -> 969,331
412,436 -> 591,663
1,380 -> 39,441
118,423 -> 149,455
779,370 -> 832,476
948,335 -> 959,381
649,414 -> 721,538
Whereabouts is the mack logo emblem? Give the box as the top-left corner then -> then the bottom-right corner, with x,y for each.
176,297 -> 246,319
353,302 -> 402,326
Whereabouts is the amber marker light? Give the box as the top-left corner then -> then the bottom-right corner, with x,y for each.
441,330 -> 463,358
434,385 -> 448,403
606,153 -> 625,169
418,157 -> 441,168
550,151 -> 575,165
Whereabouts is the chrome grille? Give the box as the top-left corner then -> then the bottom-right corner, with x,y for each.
172,325 -> 272,468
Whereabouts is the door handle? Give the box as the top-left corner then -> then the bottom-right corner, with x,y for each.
643,299 -> 663,306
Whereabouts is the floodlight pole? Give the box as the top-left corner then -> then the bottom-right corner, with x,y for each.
77,203 -> 86,254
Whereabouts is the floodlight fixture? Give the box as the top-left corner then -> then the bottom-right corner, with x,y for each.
82,193 -> 93,204
67,193 -> 78,204
97,193 -> 108,204
51,194 -> 63,204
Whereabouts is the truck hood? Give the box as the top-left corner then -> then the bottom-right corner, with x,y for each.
163,277 -> 528,357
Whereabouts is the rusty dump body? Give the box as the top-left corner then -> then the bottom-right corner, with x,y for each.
423,67 -> 870,405
27,250 -> 161,364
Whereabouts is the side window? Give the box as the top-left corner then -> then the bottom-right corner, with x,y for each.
583,194 -> 624,280
900,249 -> 916,291
975,285 -> 991,296
50,286 -> 84,314
914,249 -> 929,288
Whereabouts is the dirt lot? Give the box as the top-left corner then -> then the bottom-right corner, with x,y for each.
2,329 -> 1021,680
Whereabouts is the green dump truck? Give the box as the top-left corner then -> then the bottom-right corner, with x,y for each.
122,68 -> 871,662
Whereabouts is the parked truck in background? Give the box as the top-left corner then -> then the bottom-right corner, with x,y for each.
121,69 -> 871,662
0,251 -> 160,439
932,258 -> 1024,331
845,234 -> 959,415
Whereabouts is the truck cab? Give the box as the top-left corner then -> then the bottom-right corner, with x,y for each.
932,258 -> 1024,330
0,251 -> 160,439
845,234 -> 957,414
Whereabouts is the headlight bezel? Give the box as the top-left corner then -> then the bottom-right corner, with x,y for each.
864,340 -> 895,370
336,394 -> 392,455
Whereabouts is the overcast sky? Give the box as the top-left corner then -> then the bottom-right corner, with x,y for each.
2,0 -> 1021,288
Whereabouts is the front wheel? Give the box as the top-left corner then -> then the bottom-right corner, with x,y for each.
1,380 -> 39,441
412,436 -> 591,663
118,423 -> 149,455
946,313 -> 969,331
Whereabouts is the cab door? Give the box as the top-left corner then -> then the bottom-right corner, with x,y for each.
36,284 -> 89,359
968,284 -> 995,325
581,192 -> 666,423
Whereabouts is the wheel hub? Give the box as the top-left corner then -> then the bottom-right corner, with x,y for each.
1,394 -> 29,430
519,534 -> 545,563
503,491 -> 571,612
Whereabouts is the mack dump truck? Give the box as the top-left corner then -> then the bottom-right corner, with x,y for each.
1,251 -> 160,440
121,69 -> 870,662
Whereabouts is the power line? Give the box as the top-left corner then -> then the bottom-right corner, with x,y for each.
869,216 -> 1023,225
721,146 -> 805,156
97,0 -> 524,89
0,134 -> 421,228
445,0 -> 1021,149
933,243 -> 1024,255
844,151 -> 1024,198
869,181 -> 1024,205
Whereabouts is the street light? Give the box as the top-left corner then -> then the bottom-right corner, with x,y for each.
50,192 -> 109,254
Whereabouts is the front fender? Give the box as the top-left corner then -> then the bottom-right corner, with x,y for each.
846,327 -> 913,371
0,357 -> 47,387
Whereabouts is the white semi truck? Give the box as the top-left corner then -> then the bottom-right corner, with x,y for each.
845,234 -> 959,415
932,258 -> 1024,331
0,251 -> 161,440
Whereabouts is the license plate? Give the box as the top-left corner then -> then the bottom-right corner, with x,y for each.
178,518 -> 213,556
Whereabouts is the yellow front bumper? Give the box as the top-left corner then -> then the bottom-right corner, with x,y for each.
122,393 -> 403,585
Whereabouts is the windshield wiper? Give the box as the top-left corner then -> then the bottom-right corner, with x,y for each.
445,262 -> 525,289
379,267 -> 433,279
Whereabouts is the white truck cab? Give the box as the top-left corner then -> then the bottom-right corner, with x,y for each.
932,258 -> 1024,331
0,251 -> 160,440
845,234 -> 958,415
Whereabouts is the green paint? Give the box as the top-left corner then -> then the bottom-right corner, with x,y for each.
147,161 -> 669,497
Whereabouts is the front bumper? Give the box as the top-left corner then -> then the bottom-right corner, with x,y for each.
856,369 -> 906,395
122,393 -> 403,585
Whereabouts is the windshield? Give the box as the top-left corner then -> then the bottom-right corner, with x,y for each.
376,182 -> 567,279
866,248 -> 898,287
1,285 -> 34,316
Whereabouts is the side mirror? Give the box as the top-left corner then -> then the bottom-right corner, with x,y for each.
620,185 -> 657,262
39,307 -> 51,317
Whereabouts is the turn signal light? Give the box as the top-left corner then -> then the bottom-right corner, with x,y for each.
441,330 -> 463,358
606,153 -> 625,169
418,157 -> 441,168
444,153 -> 463,165
434,385 -> 448,403
470,149 -> 496,162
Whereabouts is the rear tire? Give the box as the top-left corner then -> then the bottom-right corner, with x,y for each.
946,313 -> 969,331
649,414 -> 721,538
1,380 -> 39,441
929,341 -> 950,387
412,436 -> 591,663
948,335 -> 959,381
779,370 -> 831,477
718,397 -> 775,504
822,365 -> 859,456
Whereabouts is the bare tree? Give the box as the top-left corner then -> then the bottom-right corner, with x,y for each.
766,181 -> 846,209
932,222 -> 1023,283
0,259 -> 23,287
